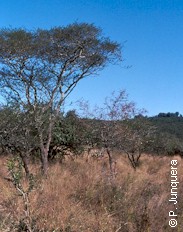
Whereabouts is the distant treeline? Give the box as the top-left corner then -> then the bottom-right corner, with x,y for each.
147,113 -> 183,156
156,112 -> 182,118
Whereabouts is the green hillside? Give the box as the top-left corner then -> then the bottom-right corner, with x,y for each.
147,113 -> 183,155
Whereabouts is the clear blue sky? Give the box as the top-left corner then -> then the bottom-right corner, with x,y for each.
0,0 -> 183,116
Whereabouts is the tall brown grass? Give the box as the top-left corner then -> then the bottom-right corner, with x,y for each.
0,152 -> 183,231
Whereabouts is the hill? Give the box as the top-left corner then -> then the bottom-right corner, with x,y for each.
149,114 -> 183,140
147,113 -> 183,155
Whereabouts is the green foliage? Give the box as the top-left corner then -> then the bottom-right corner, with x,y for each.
7,156 -> 23,187
51,111 -> 87,159
150,115 -> 183,139
7,155 -> 36,193
148,115 -> 183,155
0,105 -> 38,156
158,112 -> 182,118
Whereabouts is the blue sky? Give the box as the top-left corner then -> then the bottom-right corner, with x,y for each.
0,0 -> 183,116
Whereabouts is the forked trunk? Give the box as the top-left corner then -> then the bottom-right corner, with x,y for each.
19,153 -> 30,178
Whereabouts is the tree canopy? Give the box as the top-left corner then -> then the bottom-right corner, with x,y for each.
0,23 -> 121,107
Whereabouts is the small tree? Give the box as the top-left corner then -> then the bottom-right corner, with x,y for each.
78,90 -> 144,177
7,156 -> 36,231
120,117 -> 156,169
0,23 -> 121,174
0,104 -> 38,177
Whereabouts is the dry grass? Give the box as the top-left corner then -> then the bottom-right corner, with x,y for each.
0,153 -> 183,231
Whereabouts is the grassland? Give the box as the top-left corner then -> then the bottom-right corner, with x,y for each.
0,152 -> 183,232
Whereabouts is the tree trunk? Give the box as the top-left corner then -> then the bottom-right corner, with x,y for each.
19,153 -> 30,178
106,147 -> 115,180
38,119 -> 53,176
41,147 -> 49,176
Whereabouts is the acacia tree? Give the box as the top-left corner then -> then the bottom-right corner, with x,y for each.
78,90 -> 143,177
94,93 -> 155,171
120,117 -> 156,169
0,23 -> 121,174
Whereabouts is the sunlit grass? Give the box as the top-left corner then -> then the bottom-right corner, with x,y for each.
0,153 -> 183,231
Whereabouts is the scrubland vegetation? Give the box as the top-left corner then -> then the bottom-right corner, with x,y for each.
0,153 -> 183,232
0,23 -> 182,231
